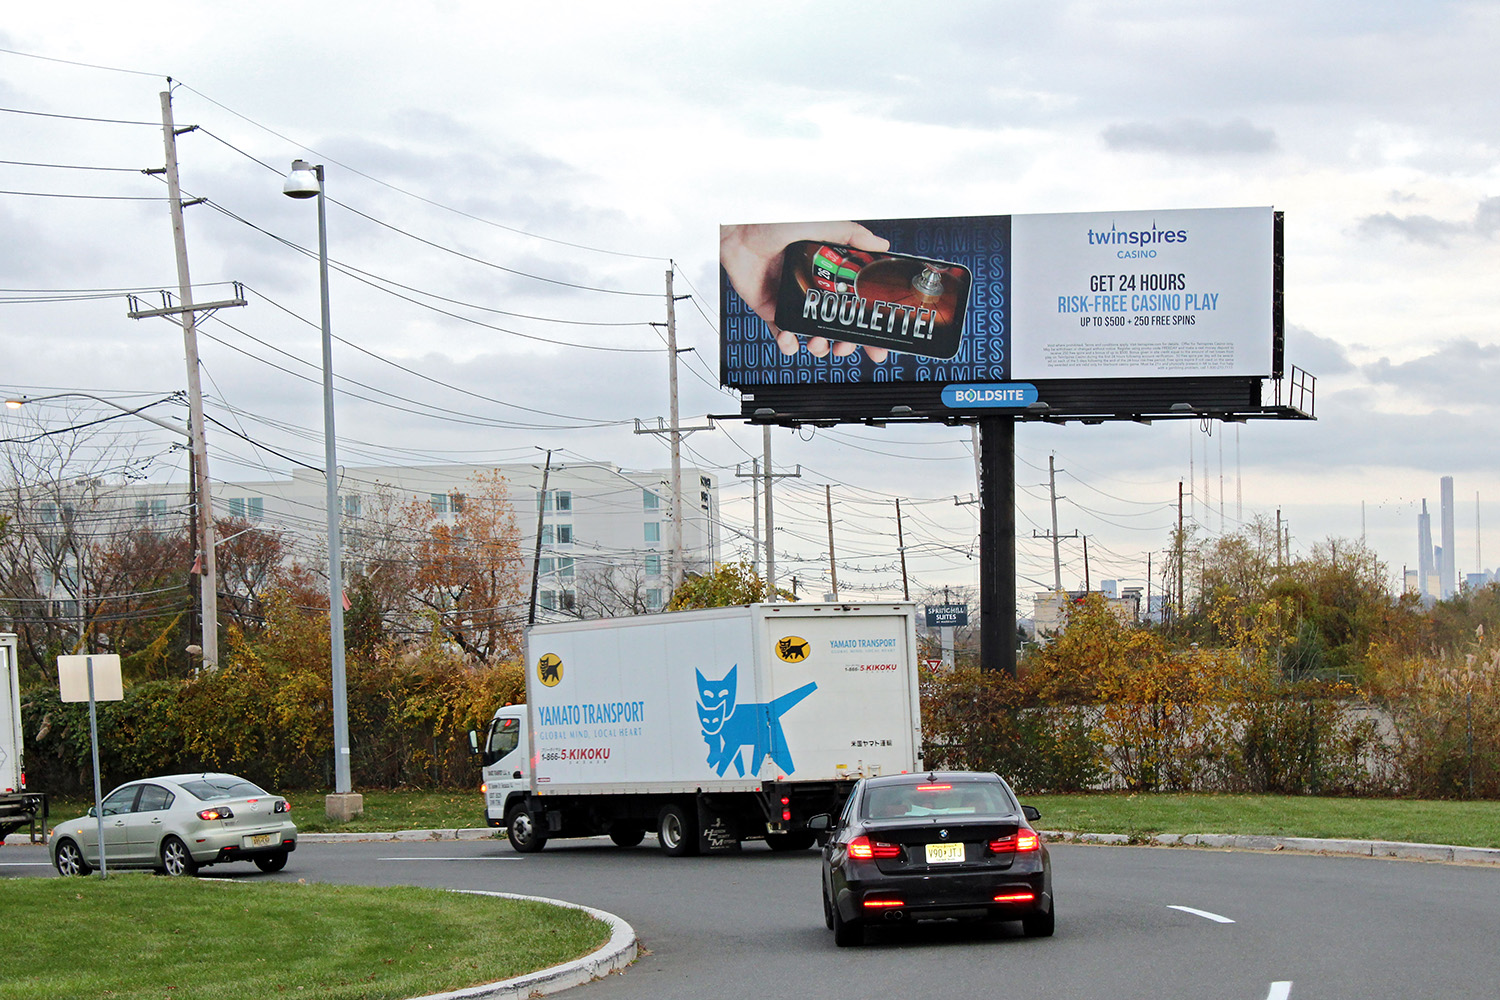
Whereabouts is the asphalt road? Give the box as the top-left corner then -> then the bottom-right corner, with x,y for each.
6,835 -> 1500,999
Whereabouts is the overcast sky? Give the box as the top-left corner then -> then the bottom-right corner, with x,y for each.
2,1 -> 1497,605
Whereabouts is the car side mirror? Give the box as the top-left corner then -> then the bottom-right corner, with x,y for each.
87,806 -> 97,818
467,730 -> 480,755
1022,804 -> 1041,823
806,813 -> 832,831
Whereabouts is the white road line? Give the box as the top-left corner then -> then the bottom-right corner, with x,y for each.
378,856 -> 522,861
1267,982 -> 1292,1000
0,862 -> 53,867
1168,904 -> 1236,923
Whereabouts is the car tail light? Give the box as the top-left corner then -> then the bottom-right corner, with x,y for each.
988,829 -> 1041,853
862,898 -> 904,909
847,836 -> 902,860
993,892 -> 1036,903
274,799 -> 291,814
198,806 -> 234,821
915,784 -> 952,791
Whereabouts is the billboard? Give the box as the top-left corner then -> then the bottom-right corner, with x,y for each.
720,207 -> 1280,412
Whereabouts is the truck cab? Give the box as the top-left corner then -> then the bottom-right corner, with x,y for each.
473,706 -> 529,829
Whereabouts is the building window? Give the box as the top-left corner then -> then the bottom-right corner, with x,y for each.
645,554 -> 661,577
430,493 -> 448,515
228,498 -> 245,518
644,522 -> 661,543
556,524 -> 572,544
341,494 -> 358,518
539,558 -> 555,576
450,492 -> 465,513
151,499 -> 167,517
538,490 -> 573,513
643,489 -> 660,511
541,525 -> 554,545
558,557 -> 574,579
700,475 -> 712,489
555,491 -> 571,512
647,588 -> 664,610
540,590 -> 557,611
135,500 -> 148,519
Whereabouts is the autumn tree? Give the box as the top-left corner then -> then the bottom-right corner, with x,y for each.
665,560 -> 790,610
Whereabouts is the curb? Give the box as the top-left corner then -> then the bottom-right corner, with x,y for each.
411,891 -> 637,1000
1043,829 -> 1500,865
300,827 -> 499,843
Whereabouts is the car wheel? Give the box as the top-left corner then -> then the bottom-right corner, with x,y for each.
831,896 -> 864,947
765,832 -> 816,852
54,838 -> 92,877
656,803 -> 699,857
822,880 -> 834,930
160,836 -> 199,877
506,806 -> 547,853
253,851 -> 289,873
608,825 -> 645,848
1022,902 -> 1055,938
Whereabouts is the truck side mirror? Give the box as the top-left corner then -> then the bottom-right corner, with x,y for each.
467,730 -> 480,755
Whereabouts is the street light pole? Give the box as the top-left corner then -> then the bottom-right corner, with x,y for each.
284,160 -> 359,822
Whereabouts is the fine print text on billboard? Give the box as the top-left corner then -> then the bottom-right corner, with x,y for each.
720,207 -> 1277,399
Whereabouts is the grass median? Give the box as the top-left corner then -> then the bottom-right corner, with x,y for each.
1,875 -> 610,1000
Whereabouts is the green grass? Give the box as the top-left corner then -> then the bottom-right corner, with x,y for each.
1027,793 -> 1500,849
47,788 -> 1500,849
45,789 -> 496,837
0,875 -> 608,1000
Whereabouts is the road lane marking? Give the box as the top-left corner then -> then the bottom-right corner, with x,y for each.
1168,904 -> 1235,923
0,862 -> 54,867
1267,982 -> 1292,1000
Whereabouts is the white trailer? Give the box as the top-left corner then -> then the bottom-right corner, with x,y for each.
472,603 -> 923,855
1,633 -> 47,843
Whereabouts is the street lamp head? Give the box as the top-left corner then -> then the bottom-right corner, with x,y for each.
4,398 -> 23,409
283,160 -> 322,199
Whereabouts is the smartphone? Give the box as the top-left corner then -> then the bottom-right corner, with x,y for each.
772,240 -> 971,360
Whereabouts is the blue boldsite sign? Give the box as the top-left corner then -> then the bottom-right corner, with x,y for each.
925,604 -> 969,627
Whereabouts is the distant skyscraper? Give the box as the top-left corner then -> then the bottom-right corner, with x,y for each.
1418,500 -> 1434,601
1441,476 -> 1456,599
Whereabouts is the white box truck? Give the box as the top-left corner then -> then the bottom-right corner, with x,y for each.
1,632 -> 48,843
472,603 -> 923,856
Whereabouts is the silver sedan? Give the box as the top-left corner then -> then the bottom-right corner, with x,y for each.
49,773 -> 298,877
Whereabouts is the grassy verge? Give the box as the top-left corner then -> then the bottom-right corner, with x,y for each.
0,875 -> 608,1000
45,788 -> 1500,849
1027,793 -> 1500,849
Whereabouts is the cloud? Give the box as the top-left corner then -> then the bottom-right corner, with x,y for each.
1362,339 -> 1500,408
1355,197 -> 1500,246
1100,118 -> 1278,156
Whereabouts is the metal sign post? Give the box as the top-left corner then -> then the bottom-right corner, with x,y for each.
58,654 -> 123,879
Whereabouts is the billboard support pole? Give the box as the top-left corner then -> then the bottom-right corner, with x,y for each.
978,417 -> 1016,676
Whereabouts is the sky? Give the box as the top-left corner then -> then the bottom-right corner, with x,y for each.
2,1 -> 1498,608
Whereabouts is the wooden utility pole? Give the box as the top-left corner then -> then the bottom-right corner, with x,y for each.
825,485 -> 838,599
527,451 -> 552,625
895,498 -> 910,600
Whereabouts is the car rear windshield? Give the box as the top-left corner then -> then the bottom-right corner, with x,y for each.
863,780 -> 1015,819
180,777 -> 268,801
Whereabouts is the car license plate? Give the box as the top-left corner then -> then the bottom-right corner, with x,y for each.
244,833 -> 273,848
925,842 -> 965,864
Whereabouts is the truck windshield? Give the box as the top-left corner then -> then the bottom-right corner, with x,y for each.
488,717 -> 520,758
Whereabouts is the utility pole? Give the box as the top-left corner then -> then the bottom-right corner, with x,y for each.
1033,454 -> 1077,591
1177,480 -> 1186,621
734,458 -> 761,578
825,484 -> 838,599
895,498 -> 910,600
1082,535 -> 1090,593
128,88 -> 245,669
527,450 -> 553,626
636,268 -> 706,592
760,426 -> 801,601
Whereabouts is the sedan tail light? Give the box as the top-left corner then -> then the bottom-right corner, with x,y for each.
988,829 -> 1041,853
847,835 -> 902,860
197,806 -> 234,821
994,892 -> 1036,903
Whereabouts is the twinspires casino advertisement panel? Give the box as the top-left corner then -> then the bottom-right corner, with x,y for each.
721,215 -> 1011,388
719,208 -> 1275,391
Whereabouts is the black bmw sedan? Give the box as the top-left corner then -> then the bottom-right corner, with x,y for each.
812,771 -> 1054,946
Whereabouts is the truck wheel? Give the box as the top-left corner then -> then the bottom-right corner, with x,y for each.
657,803 -> 699,857
608,825 -> 645,848
506,806 -> 547,853
765,832 -> 816,852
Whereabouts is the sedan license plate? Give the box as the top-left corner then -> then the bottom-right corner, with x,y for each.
244,833 -> 273,848
925,842 -> 965,864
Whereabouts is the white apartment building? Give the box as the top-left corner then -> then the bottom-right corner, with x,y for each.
124,460 -> 721,615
